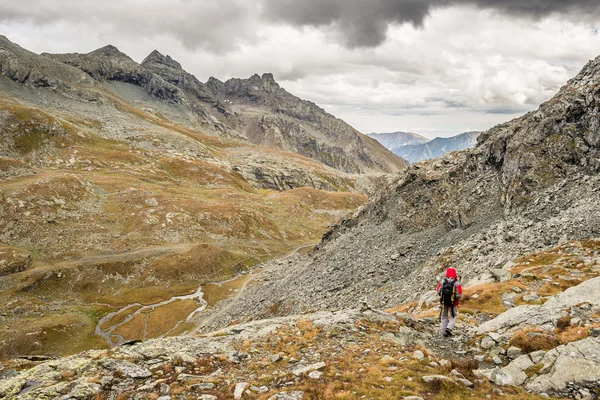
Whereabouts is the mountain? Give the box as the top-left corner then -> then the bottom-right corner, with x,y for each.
44,45 -> 407,175
367,131 -> 429,149
202,53 -> 600,330
0,36 -> 401,358
391,131 -> 481,163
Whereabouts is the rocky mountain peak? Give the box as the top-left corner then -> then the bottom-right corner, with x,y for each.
88,44 -> 130,59
141,49 -> 183,70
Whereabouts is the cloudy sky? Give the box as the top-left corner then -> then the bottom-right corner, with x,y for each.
2,0 -> 600,138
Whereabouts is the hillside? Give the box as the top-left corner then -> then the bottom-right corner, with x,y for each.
367,131 -> 429,150
201,53 -> 600,332
0,36 -> 391,359
392,131 -> 481,163
43,42 -> 407,175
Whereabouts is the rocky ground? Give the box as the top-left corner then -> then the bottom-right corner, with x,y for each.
2,239 -> 600,399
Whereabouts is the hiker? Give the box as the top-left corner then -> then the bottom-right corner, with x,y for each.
436,267 -> 462,337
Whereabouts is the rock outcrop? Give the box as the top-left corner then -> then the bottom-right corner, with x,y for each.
477,276 -> 600,335
475,336 -> 600,397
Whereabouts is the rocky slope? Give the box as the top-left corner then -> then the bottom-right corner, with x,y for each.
392,131 -> 481,163
367,131 -> 429,150
200,53 -> 600,329
43,41 -> 407,175
2,239 -> 599,399
0,36 -> 384,359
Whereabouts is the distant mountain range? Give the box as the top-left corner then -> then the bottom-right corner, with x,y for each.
366,131 -> 429,149
368,131 -> 481,163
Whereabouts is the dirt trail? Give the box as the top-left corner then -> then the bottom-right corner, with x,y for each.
4,244 -> 191,285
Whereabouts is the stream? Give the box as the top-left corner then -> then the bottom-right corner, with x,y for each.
94,244 -> 314,347
95,285 -> 208,347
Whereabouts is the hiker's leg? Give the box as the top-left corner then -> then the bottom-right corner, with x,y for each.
447,307 -> 458,330
441,307 -> 449,335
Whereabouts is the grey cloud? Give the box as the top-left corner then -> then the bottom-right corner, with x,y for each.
262,0 -> 600,48
262,0 -> 432,48
0,0 -> 260,53
1,0 -> 599,52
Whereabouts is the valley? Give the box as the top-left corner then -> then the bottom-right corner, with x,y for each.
0,36 -> 390,361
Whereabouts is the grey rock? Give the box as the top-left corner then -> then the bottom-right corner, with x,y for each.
480,336 -> 496,350
101,359 -> 152,379
529,350 -> 546,364
526,337 -> 600,393
268,391 -> 305,400
308,371 -> 323,379
270,354 -> 282,363
292,362 -> 326,376
422,375 -> 459,386
234,382 -> 248,399
192,383 -> 215,391
507,346 -> 524,360
478,277 -> 600,335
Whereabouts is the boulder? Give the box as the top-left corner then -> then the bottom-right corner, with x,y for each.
291,362 -> 326,376
480,336 -> 496,349
490,268 -> 512,283
417,290 -> 440,309
526,337 -> 600,394
507,346 -> 523,359
234,382 -> 248,399
478,277 -> 600,335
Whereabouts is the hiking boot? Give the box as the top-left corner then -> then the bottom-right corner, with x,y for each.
442,331 -> 449,337
445,329 -> 453,336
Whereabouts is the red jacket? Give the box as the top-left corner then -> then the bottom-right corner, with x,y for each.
436,267 -> 462,307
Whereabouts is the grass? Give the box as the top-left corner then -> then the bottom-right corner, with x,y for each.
202,274 -> 252,307
0,84 -> 372,361
460,281 -> 527,315
509,328 -> 561,353
144,299 -> 200,338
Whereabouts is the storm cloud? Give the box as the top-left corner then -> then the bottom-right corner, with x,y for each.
262,0 -> 600,48
1,0 -> 599,136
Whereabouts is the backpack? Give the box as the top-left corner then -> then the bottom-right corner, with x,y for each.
440,278 -> 456,307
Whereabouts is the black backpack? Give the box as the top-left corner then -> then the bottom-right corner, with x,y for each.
441,278 -> 456,307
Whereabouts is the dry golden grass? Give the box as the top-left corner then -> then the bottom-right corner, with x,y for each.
202,274 -> 252,307
556,325 -> 591,344
461,281 -> 527,315
556,315 -> 572,330
509,328 -> 561,353
146,244 -> 244,283
144,299 -> 199,339
112,313 -> 147,342
538,278 -> 582,296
